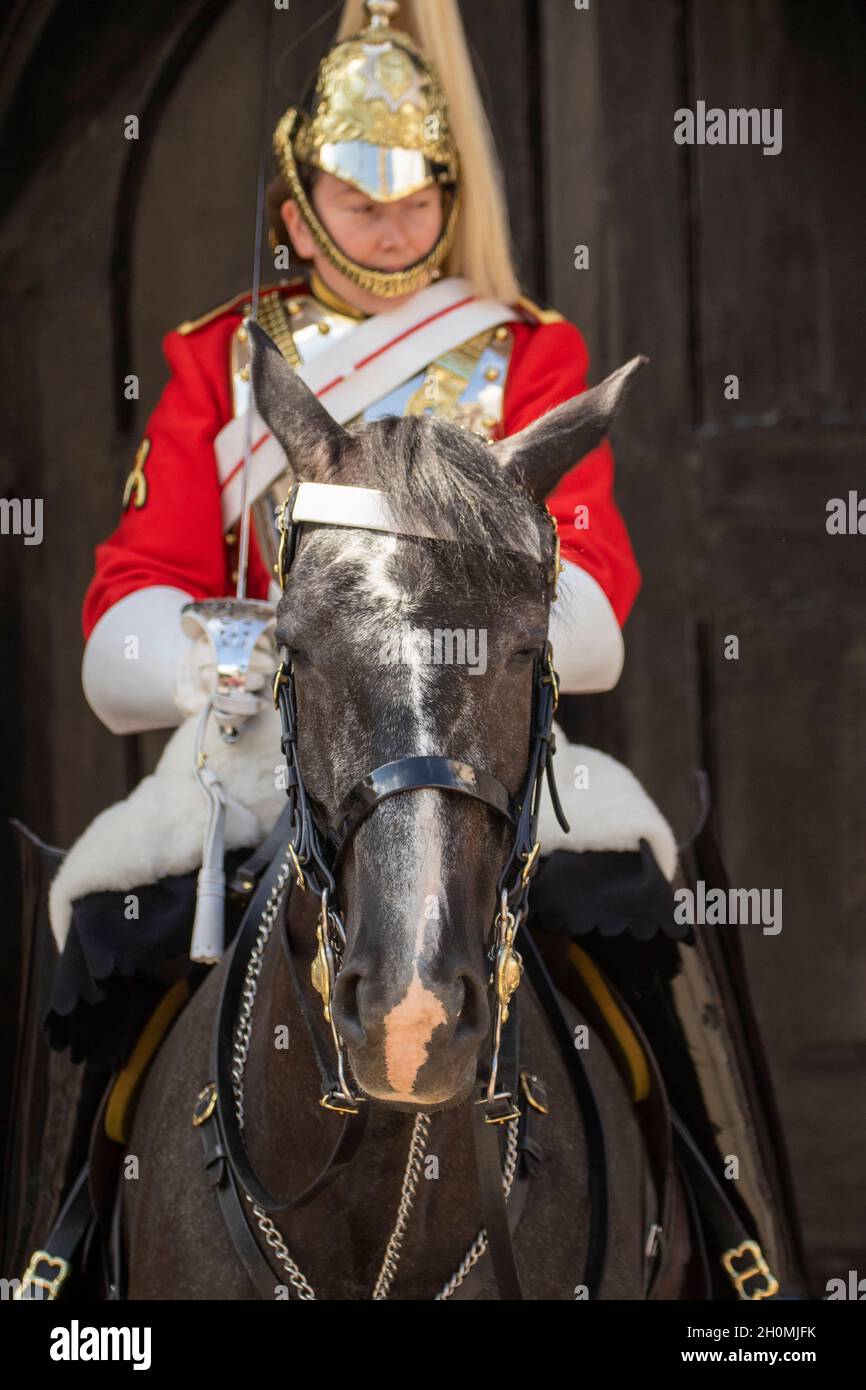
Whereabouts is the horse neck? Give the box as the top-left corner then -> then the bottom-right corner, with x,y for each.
238,886 -> 485,1298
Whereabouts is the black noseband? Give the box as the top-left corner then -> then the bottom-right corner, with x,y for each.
329,755 -> 516,853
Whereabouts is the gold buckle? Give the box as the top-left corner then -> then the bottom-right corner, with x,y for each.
477,1092 -> 521,1125
319,1091 -> 360,1116
542,648 -> 559,712
272,659 -> 289,709
287,842 -> 306,891
485,1105 -> 521,1125
721,1239 -> 780,1300
192,1082 -> 217,1127
519,841 -> 540,887
15,1250 -> 70,1300
519,1071 -> 549,1115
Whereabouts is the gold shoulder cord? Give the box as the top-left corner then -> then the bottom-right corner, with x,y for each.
176,290 -> 251,335
514,295 -> 565,326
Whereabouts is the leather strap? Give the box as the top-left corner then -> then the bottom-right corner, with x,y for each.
278,905 -> 354,1099
670,1109 -> 779,1299
445,1170 -> 533,1301
520,929 -> 609,1298
198,1097 -> 294,1300
676,1159 -> 712,1298
563,940 -> 780,1299
229,802 -> 295,898
211,844 -> 368,1214
15,1164 -> 96,1299
331,756 -> 515,851
197,1062 -> 542,1303
496,647 -> 568,909
470,1000 -> 523,1298
471,1105 -> 523,1299
107,1181 -> 126,1300
561,947 -> 677,1299
446,1073 -> 548,1301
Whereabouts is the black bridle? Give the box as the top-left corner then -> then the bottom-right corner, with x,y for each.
195,482 -> 610,1300
270,481 -> 571,1116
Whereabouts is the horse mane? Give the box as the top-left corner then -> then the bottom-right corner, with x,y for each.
348,413 -> 545,579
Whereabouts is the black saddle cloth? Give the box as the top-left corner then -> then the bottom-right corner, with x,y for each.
527,840 -> 686,943
44,847 -> 253,1071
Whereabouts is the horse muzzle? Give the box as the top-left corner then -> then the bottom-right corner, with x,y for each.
331,955 -> 490,1109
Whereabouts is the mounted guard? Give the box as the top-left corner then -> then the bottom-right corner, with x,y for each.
6,0 -> 808,1301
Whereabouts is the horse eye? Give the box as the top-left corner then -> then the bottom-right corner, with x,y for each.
278,641 -> 306,665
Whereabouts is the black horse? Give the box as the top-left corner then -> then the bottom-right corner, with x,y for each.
120,330 -> 689,1299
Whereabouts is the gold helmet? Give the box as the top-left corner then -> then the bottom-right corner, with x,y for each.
273,0 -> 460,297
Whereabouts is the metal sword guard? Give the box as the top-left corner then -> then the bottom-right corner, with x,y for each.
181,597 -> 277,741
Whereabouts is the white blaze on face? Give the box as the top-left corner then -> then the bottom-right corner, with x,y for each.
382,787 -> 448,1096
382,954 -> 448,1096
350,530 -> 451,1096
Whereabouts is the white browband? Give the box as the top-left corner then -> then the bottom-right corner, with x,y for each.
287,481 -> 452,542
284,480 -> 542,560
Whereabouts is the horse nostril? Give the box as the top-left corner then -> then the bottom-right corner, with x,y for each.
454,968 -> 488,1042
331,967 -> 365,1046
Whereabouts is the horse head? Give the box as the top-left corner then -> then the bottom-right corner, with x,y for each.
250,322 -> 644,1112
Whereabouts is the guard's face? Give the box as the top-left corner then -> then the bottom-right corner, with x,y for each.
281,172 -> 444,310
314,171 -> 443,268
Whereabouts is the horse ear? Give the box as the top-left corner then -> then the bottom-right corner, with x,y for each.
248,319 -> 348,480
491,355 -> 648,502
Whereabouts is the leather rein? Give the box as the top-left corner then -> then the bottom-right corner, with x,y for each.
195,481 -> 611,1299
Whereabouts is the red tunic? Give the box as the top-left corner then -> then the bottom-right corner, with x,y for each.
82,283 -> 640,639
